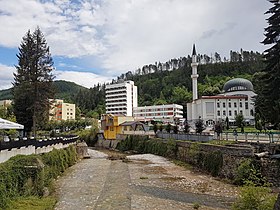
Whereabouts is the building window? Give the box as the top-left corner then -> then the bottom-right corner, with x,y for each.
217,111 -> 220,116
223,102 -> 226,108
240,102 -> 242,108
250,109 -> 254,116
229,110 -> 232,116
223,110 -> 226,116
245,102 -> 248,109
228,102 -> 231,108
217,102 -> 220,108
234,110 -> 237,116
240,110 -> 243,115
234,102 -> 237,108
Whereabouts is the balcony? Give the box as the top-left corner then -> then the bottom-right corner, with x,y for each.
106,97 -> 127,102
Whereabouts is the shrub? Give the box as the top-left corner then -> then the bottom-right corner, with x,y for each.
0,145 -> 77,209
166,139 -> 177,158
76,122 -> 98,146
116,136 -> 176,158
204,151 -> 223,176
232,186 -> 277,210
234,159 -> 267,186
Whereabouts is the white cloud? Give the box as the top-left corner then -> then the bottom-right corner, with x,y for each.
0,64 -> 112,90
54,70 -> 112,88
0,0 -> 272,77
0,64 -> 15,90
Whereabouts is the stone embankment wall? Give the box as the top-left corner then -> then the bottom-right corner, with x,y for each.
176,141 -> 280,187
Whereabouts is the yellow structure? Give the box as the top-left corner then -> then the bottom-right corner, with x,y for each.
101,114 -> 134,140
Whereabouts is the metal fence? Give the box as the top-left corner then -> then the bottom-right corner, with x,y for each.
156,131 -> 280,144
218,132 -> 280,143
0,135 -> 79,151
156,132 -> 214,142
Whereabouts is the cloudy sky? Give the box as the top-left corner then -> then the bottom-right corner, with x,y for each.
0,0 -> 272,90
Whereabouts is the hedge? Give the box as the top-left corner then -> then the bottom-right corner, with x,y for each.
0,145 -> 77,209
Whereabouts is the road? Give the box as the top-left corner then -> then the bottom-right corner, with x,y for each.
54,149 -> 238,210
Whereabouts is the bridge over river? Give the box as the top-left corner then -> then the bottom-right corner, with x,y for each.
54,149 -> 238,210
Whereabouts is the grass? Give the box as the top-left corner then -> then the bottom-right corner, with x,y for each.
172,159 -> 193,170
6,196 -> 57,210
206,139 -> 237,145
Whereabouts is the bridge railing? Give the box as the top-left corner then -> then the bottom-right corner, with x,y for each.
219,132 -> 280,143
0,135 -> 79,163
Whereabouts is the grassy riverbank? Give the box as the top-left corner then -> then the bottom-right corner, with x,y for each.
0,145 -> 77,209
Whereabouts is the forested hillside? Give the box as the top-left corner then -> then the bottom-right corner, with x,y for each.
73,49 -> 264,117
0,80 -> 88,102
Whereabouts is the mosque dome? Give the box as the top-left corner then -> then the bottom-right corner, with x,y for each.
223,78 -> 254,92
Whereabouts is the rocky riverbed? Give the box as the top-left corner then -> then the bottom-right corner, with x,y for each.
54,149 -> 238,210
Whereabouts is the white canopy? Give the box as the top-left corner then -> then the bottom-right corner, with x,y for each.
0,118 -> 24,130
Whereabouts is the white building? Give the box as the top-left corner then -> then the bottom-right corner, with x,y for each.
105,80 -> 138,116
49,99 -> 76,121
187,45 -> 256,126
0,100 -> 12,109
134,104 -> 183,124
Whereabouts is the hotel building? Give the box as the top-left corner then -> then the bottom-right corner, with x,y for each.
105,80 -> 138,116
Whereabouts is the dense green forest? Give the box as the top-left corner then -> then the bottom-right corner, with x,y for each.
0,49 -> 264,117
0,80 -> 87,102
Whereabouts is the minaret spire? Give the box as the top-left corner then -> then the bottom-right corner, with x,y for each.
191,44 -> 199,101
192,44 -> 196,56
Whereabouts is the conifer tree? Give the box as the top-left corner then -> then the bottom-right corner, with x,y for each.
195,117 -> 205,134
13,27 -> 54,136
256,0 -> 280,128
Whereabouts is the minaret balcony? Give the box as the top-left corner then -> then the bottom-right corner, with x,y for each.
191,74 -> 199,78
191,62 -> 198,67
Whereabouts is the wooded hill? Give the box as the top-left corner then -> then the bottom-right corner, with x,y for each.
0,80 -> 87,102
74,49 -> 264,117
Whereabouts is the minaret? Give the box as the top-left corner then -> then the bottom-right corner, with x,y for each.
191,44 -> 199,101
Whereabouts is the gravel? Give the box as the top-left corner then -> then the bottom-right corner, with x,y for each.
55,149 -> 237,210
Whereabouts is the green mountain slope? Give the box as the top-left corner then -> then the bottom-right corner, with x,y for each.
0,80 -> 88,102
0,88 -> 13,100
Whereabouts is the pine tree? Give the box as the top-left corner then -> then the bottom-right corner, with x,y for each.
13,27 -> 54,136
256,0 -> 280,128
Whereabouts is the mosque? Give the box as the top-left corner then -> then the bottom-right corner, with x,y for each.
186,45 -> 256,127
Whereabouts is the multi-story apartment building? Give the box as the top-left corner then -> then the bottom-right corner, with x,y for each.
133,104 -> 183,124
0,100 -> 12,109
105,80 -> 138,116
49,99 -> 76,121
